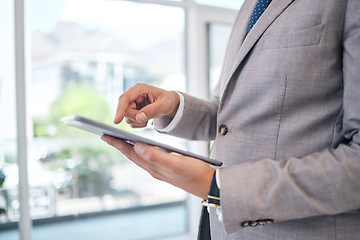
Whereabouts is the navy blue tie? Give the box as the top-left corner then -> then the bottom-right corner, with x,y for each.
247,0 -> 272,33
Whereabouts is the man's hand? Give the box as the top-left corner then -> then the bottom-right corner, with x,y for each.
114,83 -> 180,128
101,135 -> 215,199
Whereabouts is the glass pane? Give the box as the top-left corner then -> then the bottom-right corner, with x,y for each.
196,0 -> 245,10
208,23 -> 233,94
0,0 -> 20,238
3,0 -> 187,239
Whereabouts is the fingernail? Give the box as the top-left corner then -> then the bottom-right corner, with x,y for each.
101,135 -> 108,143
135,143 -> 146,156
114,110 -> 118,123
137,112 -> 147,122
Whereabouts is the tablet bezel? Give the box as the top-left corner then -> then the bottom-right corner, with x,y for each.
60,115 -> 222,166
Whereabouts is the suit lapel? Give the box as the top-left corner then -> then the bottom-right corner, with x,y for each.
224,0 -> 255,64
225,0 -> 296,85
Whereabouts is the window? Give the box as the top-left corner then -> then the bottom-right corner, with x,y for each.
30,0 -> 186,237
208,23 -> 233,94
0,0 -> 20,237
0,0 -> 240,239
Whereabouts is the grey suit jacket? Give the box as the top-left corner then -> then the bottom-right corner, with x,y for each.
161,0 -> 360,239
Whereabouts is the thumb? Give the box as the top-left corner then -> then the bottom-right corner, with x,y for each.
135,98 -> 172,123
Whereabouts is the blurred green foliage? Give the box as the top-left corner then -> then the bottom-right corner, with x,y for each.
34,84 -> 114,137
32,84 -> 131,198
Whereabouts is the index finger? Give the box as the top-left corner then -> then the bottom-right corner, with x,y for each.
114,84 -> 148,124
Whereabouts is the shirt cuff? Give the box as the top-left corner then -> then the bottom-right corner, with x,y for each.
216,169 -> 221,188
153,92 -> 184,133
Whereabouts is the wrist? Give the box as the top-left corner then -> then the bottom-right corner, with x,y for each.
166,91 -> 180,119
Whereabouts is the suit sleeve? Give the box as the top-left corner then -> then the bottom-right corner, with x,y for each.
219,0 -> 360,233
162,92 -> 219,141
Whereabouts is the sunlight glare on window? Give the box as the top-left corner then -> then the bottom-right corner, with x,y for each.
195,0 -> 244,10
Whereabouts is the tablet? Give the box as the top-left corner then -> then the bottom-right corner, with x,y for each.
60,115 -> 222,166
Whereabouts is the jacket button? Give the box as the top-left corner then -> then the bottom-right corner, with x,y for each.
249,221 -> 259,227
219,125 -> 228,136
257,219 -> 274,226
240,221 -> 251,227
241,219 -> 274,228
264,219 -> 274,224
